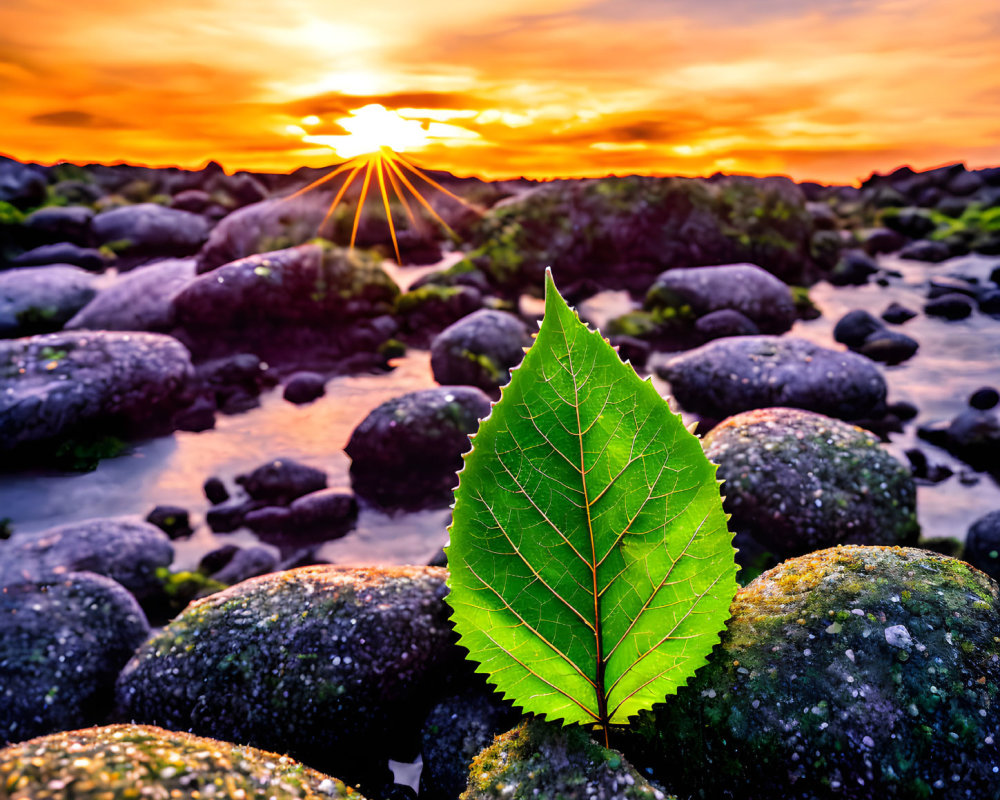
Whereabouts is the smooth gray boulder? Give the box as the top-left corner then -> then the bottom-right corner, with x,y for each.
0,265 -> 97,337
655,335 -> 886,421
67,258 -> 196,331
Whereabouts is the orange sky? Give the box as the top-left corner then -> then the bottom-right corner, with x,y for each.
3,0 -> 999,184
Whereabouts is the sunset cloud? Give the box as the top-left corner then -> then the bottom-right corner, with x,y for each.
2,0 -> 998,182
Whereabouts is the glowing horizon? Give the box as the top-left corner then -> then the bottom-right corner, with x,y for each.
3,0 -> 1000,185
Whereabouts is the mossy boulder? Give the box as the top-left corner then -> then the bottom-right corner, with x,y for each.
632,546 -> 1000,799
1,572 -> 149,744
395,283 -> 485,342
430,309 -> 529,396
173,242 -> 399,362
467,174 -> 815,297
115,565 -> 461,791
0,724 -> 362,799
345,386 -> 491,509
464,719 -> 671,800
703,408 -> 919,558
655,336 -> 886,422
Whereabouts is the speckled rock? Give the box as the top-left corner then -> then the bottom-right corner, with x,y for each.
115,565 -> 461,790
430,309 -> 530,395
1,572 -> 149,744
235,457 -> 328,504
463,719 -> 671,800
66,258 -> 196,332
645,263 -> 796,334
632,546 -> 1000,799
655,336 -> 887,422
0,518 -> 174,605
0,265 -> 98,337
91,203 -> 210,258
345,386 -> 492,508
0,331 -> 193,457
0,724 -> 362,799
419,690 -> 518,800
174,242 -> 399,362
703,408 -> 919,557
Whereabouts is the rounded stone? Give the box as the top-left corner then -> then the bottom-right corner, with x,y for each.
636,546 -> 1000,799
115,565 -> 461,789
430,309 -> 529,395
235,457 -> 328,504
1,572 -> 150,744
0,265 -> 98,338
704,408 -> 919,557
694,308 -> 760,340
969,387 -> 999,411
655,336 -> 887,422
464,719 -> 671,800
345,386 -> 492,508
0,724 -> 362,799
283,371 -> 326,404
925,293 -> 975,320
963,510 -> 1000,580
857,329 -> 919,365
833,309 -> 884,349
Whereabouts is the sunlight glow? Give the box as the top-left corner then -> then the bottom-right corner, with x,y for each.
301,104 -> 429,159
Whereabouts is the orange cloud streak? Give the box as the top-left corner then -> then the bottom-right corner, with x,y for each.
2,0 -> 999,183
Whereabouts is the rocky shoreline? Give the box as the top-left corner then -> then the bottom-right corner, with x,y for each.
1,154 -> 1000,797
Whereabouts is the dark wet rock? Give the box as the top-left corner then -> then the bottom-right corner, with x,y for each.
948,170 -> 983,196
0,265 -> 98,337
655,336 -> 887,422
288,489 -> 358,536
465,719 -> 668,800
857,227 -> 906,255
395,283 -> 485,342
0,724 -> 362,799
944,408 -> 1000,472
172,395 -> 216,432
430,309 -> 529,395
91,203 -> 210,259
703,408 -> 918,557
645,263 -> 796,333
209,545 -> 279,585
0,331 -> 193,459
203,475 -> 229,504
833,309 -> 884,348
223,172 -> 269,208
0,158 -> 46,209
205,497 -> 259,532
881,206 -> 936,238
419,690 -> 518,800
174,243 -> 399,363
196,195 -> 329,273
244,505 -> 293,534
0,517 -> 173,604
925,292 -> 974,320
115,565 -> 460,791
145,505 -> 192,539
1,572 -> 149,744
22,205 -> 94,246
694,308 -> 760,340
887,400 -> 919,421
969,387 -> 999,410
236,458 -> 328,504
66,258 -> 196,332
470,174 -> 816,295
927,275 -> 978,299
857,328 -> 919,365
198,543 -> 240,575
11,243 -> 105,272
978,289 -> 1000,314
964,510 -> 1000,580
194,351 -> 272,413
904,448 -> 954,485
284,370 -> 326,404
828,249 -> 878,286
806,201 -> 837,230
346,386 -> 491,508
881,301 -> 917,324
899,239 -> 951,263
631,546 -> 1000,800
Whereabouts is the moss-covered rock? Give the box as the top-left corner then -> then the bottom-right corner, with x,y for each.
115,565 -> 461,792
0,724 -> 363,799
704,408 -> 919,557
463,719 -> 671,800
467,175 -> 816,297
631,546 -> 1000,799
430,309 -> 529,396
395,283 -> 485,342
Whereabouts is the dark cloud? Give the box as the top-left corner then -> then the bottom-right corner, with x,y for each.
28,110 -> 128,128
281,91 -> 484,117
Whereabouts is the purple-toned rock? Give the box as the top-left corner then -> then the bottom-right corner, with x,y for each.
91,203 -> 210,257
430,309 -> 529,395
283,371 -> 326,404
0,265 -> 98,337
236,458 -> 327,504
23,205 -> 94,246
11,243 -> 105,271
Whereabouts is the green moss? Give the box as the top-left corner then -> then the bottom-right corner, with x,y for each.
378,338 -> 407,359
395,284 -> 465,315
52,433 -> 128,471
15,306 -> 60,333
0,201 -> 24,225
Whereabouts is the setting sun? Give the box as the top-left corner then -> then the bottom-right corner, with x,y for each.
301,104 -> 431,159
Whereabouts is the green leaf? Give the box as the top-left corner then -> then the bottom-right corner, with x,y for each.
446,269 -> 737,737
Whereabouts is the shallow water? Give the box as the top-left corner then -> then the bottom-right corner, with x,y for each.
1,253 -> 998,567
